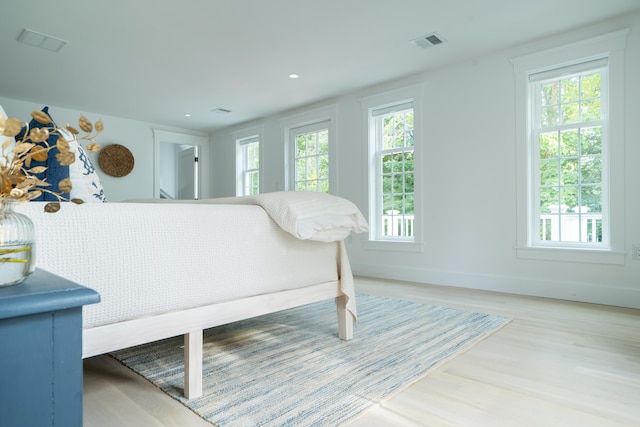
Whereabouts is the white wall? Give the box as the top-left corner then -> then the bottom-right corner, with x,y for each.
211,12 -> 640,309
0,97 -> 211,201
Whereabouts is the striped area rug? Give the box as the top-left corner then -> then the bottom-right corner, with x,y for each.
111,294 -> 509,426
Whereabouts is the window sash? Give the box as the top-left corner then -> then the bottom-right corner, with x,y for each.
290,121 -> 330,193
528,57 -> 607,83
236,135 -> 260,196
373,108 -> 415,241
530,65 -> 609,249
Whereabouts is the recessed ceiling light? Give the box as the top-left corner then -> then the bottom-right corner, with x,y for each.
288,73 -> 300,79
184,113 -> 192,117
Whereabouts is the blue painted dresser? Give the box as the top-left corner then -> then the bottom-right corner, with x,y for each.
0,268 -> 100,427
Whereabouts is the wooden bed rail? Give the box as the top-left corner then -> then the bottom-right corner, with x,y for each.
83,281 -> 355,399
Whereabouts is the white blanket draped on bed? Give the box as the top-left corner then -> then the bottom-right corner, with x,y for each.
127,191 -> 368,319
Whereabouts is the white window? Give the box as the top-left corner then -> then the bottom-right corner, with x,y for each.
532,60 -> 607,247
234,128 -> 262,196
290,121 -> 330,193
372,103 -> 414,240
361,85 -> 423,248
280,105 -> 337,194
512,29 -> 628,264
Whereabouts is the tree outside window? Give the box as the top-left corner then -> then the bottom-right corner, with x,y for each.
376,107 -> 414,239
534,68 -> 605,244
293,126 -> 329,193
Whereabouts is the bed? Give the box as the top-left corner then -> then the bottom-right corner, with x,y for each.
17,191 -> 367,398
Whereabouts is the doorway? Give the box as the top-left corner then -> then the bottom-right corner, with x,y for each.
153,130 -> 208,200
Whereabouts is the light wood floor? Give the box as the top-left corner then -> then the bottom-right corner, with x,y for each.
83,276 -> 640,426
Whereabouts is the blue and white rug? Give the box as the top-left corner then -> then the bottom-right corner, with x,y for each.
111,294 -> 510,426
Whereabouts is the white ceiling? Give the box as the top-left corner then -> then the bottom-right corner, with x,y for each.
1,0 -> 638,132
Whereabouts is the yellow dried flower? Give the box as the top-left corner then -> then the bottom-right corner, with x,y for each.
1,110 -> 104,210
29,145 -> 49,162
16,177 -> 37,189
25,190 -> 42,200
29,128 -> 50,143
9,188 -> 24,198
2,118 -> 23,137
56,136 -> 70,152
44,202 -> 61,213
55,151 -> 75,166
65,125 -> 79,135
31,110 -> 52,125
78,116 -> 93,133
12,142 -> 35,155
0,176 -> 10,194
28,166 -> 47,174
58,178 -> 72,193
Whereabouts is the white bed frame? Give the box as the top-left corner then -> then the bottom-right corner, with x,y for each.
17,199 -> 361,400
82,281 -> 354,399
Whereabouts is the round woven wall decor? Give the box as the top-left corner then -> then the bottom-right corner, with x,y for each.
98,144 -> 135,177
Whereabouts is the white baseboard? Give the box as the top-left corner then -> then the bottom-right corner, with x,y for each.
351,263 -> 640,310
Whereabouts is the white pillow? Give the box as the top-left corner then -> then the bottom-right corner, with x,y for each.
58,128 -> 107,203
250,191 -> 369,242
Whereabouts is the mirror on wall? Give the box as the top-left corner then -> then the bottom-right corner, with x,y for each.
153,130 -> 207,200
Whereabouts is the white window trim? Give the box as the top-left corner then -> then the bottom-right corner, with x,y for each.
233,126 -> 263,196
511,29 -> 628,264
279,105 -> 338,193
360,85 -> 424,252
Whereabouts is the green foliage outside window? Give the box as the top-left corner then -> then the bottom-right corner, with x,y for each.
540,72 -> 601,126
380,110 -> 414,216
537,69 -> 604,243
538,72 -> 602,215
295,129 -> 329,193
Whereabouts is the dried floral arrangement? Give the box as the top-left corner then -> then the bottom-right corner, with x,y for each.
0,110 -> 103,212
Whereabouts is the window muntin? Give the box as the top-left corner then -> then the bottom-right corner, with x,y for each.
236,136 -> 260,196
531,64 -> 607,247
373,104 -> 414,240
290,121 -> 330,193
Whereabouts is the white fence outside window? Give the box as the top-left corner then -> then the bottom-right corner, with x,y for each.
381,213 -> 414,237
540,205 -> 602,243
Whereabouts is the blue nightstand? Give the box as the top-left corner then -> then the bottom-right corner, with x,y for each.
0,268 -> 100,427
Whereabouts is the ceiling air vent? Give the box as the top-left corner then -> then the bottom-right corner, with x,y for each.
17,28 -> 67,53
211,107 -> 232,114
411,32 -> 446,49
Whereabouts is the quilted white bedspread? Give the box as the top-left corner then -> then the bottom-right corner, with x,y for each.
17,201 -> 357,328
